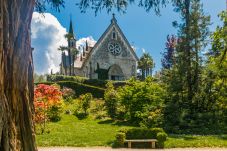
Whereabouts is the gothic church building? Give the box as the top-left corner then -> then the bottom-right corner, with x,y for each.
60,15 -> 138,80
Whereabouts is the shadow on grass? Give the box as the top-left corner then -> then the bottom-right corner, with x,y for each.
98,119 -> 135,127
75,113 -> 88,120
168,135 -> 197,140
98,119 -> 114,124
216,135 -> 227,140
169,134 -> 227,141
182,136 -> 197,140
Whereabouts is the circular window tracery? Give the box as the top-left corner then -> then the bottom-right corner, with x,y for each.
108,42 -> 122,55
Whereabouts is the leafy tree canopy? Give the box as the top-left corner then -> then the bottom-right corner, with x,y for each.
35,0 -> 168,15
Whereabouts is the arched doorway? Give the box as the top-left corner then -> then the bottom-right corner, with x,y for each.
108,64 -> 124,80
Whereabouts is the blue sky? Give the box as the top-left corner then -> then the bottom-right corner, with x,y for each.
39,0 -> 226,73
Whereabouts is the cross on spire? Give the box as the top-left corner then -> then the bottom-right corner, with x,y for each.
111,13 -> 117,23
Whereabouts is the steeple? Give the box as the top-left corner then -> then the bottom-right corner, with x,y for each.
69,15 -> 76,40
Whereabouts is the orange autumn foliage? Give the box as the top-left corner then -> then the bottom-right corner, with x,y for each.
34,84 -> 62,124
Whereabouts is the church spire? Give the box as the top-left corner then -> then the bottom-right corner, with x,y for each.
69,15 -> 76,40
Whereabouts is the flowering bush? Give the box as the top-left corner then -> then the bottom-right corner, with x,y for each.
62,87 -> 75,103
34,84 -> 63,133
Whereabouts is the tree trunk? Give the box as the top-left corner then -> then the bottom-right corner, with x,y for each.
0,0 -> 37,150
185,0 -> 193,101
194,38 -> 199,93
141,69 -> 145,80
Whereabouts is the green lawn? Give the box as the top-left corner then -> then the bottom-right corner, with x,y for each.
166,135 -> 227,148
36,114 -> 132,147
36,114 -> 227,148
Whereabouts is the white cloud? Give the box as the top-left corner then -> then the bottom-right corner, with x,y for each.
76,36 -> 96,53
31,12 -> 97,75
142,48 -> 146,53
31,12 -> 67,75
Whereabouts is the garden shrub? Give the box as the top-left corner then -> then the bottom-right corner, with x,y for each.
150,128 -> 165,136
47,105 -> 63,122
62,87 -> 75,103
80,93 -> 93,114
104,82 -> 119,119
118,77 -> 166,126
90,99 -> 107,119
115,132 -> 126,147
34,84 -> 63,133
74,93 -> 93,119
156,132 -> 168,148
126,128 -> 156,139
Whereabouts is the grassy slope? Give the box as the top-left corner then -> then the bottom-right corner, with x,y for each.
36,114 -> 132,147
36,114 -> 227,148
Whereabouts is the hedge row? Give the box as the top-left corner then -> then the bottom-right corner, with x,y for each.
47,75 -> 87,83
47,75 -> 126,88
35,81 -> 105,98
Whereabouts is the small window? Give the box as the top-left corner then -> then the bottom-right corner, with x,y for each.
112,32 -> 116,39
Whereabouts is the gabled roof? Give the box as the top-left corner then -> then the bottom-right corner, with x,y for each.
80,14 -> 139,68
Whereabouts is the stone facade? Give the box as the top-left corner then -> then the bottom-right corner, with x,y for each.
61,15 -> 138,80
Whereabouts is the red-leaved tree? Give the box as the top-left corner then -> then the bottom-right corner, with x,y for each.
34,84 -> 62,133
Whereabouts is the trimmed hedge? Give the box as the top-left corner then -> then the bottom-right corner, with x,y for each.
47,75 -> 87,82
47,75 -> 106,88
115,128 -> 167,148
35,81 -> 105,98
46,75 -> 127,88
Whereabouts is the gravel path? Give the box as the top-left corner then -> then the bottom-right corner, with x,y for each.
38,147 -> 227,151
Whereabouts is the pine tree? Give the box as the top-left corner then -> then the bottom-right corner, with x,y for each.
163,0 -> 210,132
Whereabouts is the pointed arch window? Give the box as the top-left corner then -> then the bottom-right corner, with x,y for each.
112,27 -> 116,40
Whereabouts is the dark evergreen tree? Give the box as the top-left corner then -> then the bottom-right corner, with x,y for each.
162,0 -> 211,133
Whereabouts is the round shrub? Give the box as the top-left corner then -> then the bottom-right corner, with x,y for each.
156,132 -> 168,148
150,128 -> 165,137
47,105 -> 63,122
62,87 -> 75,103
115,132 -> 126,147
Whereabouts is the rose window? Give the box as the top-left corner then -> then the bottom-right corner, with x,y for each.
108,42 -> 122,55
